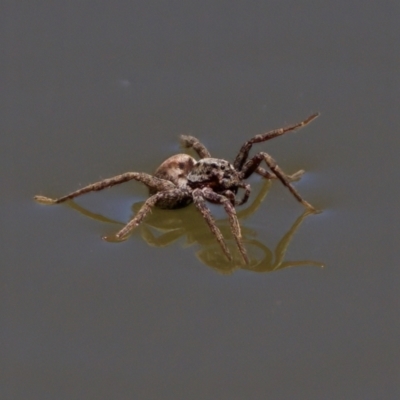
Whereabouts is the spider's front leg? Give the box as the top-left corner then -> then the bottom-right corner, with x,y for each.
191,189 -> 233,262
200,188 -> 249,264
34,173 -> 175,204
191,188 -> 249,264
106,188 -> 191,241
241,152 -> 317,212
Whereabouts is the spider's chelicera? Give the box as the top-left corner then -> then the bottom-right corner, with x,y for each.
35,113 -> 319,264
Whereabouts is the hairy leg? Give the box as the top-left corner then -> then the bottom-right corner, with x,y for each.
180,135 -> 211,158
34,173 -> 176,204
106,188 -> 189,240
192,188 -> 232,261
201,188 -> 249,264
241,152 -> 317,211
234,113 -> 319,170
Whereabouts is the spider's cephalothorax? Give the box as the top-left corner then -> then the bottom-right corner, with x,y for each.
34,113 -> 320,264
187,158 -> 240,191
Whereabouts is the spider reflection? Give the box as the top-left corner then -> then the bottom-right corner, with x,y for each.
67,180 -> 323,274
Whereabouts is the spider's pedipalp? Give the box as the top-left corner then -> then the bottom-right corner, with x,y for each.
235,182 -> 251,206
220,190 -> 236,206
192,188 -> 233,262
180,135 -> 211,159
34,173 -> 176,205
242,152 -> 317,211
201,188 -> 249,264
234,113 -> 319,171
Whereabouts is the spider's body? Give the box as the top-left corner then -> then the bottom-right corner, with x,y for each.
35,113 -> 320,264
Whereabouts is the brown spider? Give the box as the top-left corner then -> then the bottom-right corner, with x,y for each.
34,113 -> 319,264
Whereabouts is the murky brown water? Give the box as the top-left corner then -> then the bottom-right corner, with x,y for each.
2,2 -> 399,399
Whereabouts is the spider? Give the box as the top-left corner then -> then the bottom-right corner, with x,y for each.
34,112 -> 319,264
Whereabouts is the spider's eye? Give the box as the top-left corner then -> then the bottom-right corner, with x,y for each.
220,165 -> 225,170
210,163 -> 218,169
178,162 -> 185,169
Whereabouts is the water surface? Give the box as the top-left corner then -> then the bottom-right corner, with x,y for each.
2,2 -> 399,399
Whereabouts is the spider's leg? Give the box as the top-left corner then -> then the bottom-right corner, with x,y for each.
241,152 -> 317,212
180,135 -> 211,158
202,189 -> 249,264
256,167 -> 305,182
192,188 -> 233,262
234,113 -> 319,170
106,188 -> 189,241
34,173 -> 176,204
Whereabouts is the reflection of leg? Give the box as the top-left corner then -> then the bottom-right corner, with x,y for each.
67,200 -> 123,225
243,210 -> 324,273
34,173 -> 175,204
242,152 -> 316,211
180,135 -> 211,158
192,189 -> 232,261
107,189 -> 184,240
278,260 -> 325,270
273,210 -> 314,270
202,189 -> 249,264
141,226 -> 186,247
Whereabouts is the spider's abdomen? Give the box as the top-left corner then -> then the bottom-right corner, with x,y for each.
153,154 -> 195,188
150,154 -> 195,209
187,158 -> 240,192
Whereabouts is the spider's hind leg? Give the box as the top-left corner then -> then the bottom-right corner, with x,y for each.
34,173 -> 175,205
234,113 -> 319,170
180,135 -> 211,159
